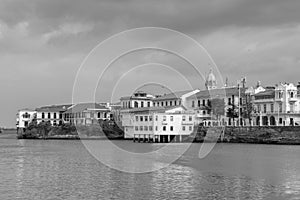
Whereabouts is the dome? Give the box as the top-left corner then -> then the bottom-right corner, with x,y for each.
205,69 -> 217,90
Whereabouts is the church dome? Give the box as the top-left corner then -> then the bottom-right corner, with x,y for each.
205,69 -> 217,90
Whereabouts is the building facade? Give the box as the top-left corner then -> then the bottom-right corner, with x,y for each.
252,82 -> 300,126
16,109 -> 36,131
36,104 -> 72,126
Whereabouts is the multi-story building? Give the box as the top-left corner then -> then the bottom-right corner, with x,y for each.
63,103 -> 110,125
152,89 -> 200,108
16,109 -> 36,132
122,106 -> 195,141
36,104 -> 72,126
120,91 -> 155,109
252,82 -> 300,126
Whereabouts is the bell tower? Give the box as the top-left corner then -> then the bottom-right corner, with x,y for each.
205,69 -> 217,90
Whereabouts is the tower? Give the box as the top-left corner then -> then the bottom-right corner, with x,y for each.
205,69 -> 217,90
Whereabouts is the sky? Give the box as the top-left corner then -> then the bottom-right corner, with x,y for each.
1,0 -> 300,127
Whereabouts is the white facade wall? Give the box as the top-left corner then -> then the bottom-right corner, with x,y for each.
16,110 -> 36,128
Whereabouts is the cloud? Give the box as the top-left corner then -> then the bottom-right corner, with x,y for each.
0,0 -> 300,127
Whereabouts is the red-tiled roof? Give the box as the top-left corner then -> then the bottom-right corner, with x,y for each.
153,90 -> 194,101
188,87 -> 247,99
36,104 -> 72,112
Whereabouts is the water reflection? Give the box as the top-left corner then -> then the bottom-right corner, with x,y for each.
0,139 -> 299,200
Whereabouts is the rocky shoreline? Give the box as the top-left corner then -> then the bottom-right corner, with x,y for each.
189,126 -> 300,145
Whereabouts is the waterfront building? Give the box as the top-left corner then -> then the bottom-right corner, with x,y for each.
152,89 -> 200,108
186,70 -> 248,126
63,103 -> 110,125
120,91 -> 155,109
251,82 -> 300,126
16,109 -> 37,132
36,104 -> 72,126
122,105 -> 195,141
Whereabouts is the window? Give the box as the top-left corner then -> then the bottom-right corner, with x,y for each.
166,101 -> 168,106
189,126 -> 193,131
174,101 -> 177,106
155,126 -> 158,131
170,116 -> 174,121
136,116 -> 139,121
170,126 -> 173,131
163,126 -> 166,131
53,121 -> 57,126
279,118 -> 283,124
182,126 -> 186,131
145,116 -> 148,121
149,116 -> 153,121
189,116 -> 193,121
163,116 -> 166,121
291,92 -> 294,98
263,104 -> 267,113
179,100 -> 181,105
202,100 -> 206,106
98,112 -> 101,118
170,101 -> 173,106
203,111 -> 206,115
141,102 -> 144,108
134,101 -> 138,108
59,113 -> 62,119
161,102 -> 164,107
135,126 -> 138,131
147,102 -> 151,107
144,126 -> 148,131
192,101 -> 195,107
155,115 -> 158,121
228,98 -> 231,105
48,113 -> 51,119
198,100 -> 201,107
149,126 -> 153,131
42,112 -> 45,119
271,104 -> 274,113
140,116 -> 143,121
279,103 -> 283,113
140,126 -> 143,131
182,116 -> 186,121
54,113 -> 57,119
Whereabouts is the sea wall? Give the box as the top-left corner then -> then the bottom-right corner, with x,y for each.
191,126 -> 300,144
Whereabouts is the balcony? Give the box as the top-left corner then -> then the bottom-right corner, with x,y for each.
289,97 -> 298,102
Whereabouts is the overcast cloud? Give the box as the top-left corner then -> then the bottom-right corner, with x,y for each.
1,0 -> 300,127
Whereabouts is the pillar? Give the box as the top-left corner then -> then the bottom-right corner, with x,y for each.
168,135 -> 170,143
179,135 -> 182,143
138,134 -> 140,143
158,135 -> 161,143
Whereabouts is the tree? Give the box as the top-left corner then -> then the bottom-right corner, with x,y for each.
242,94 -> 254,126
208,98 -> 225,121
227,104 -> 238,125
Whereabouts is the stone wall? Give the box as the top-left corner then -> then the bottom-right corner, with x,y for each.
190,126 -> 300,144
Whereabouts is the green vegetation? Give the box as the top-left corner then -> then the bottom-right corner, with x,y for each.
17,119 -> 124,140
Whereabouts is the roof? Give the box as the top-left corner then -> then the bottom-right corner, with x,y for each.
254,90 -> 275,97
189,87 -> 247,99
36,104 -> 72,112
65,103 -> 109,113
153,90 -> 194,101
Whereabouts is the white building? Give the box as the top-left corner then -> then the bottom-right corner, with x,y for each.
252,82 -> 300,126
120,91 -> 155,109
122,106 -> 196,141
36,104 -> 72,126
16,109 -> 36,131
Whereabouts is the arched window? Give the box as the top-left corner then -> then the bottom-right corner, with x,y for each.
134,101 -> 138,108
291,92 -> 294,98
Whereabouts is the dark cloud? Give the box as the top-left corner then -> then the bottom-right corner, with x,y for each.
1,0 -> 300,127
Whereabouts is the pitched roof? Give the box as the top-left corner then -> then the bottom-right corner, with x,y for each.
36,104 -> 72,112
153,90 -> 194,101
254,90 -> 275,97
65,103 -> 109,113
190,87 -> 247,99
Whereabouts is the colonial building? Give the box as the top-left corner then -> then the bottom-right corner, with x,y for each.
36,104 -> 72,126
122,106 -> 195,141
120,91 -> 155,109
252,82 -> 300,126
152,89 -> 200,108
16,109 -> 36,131
186,70 -> 248,126
63,103 -> 111,125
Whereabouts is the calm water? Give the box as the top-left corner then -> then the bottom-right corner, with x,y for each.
0,134 -> 300,200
